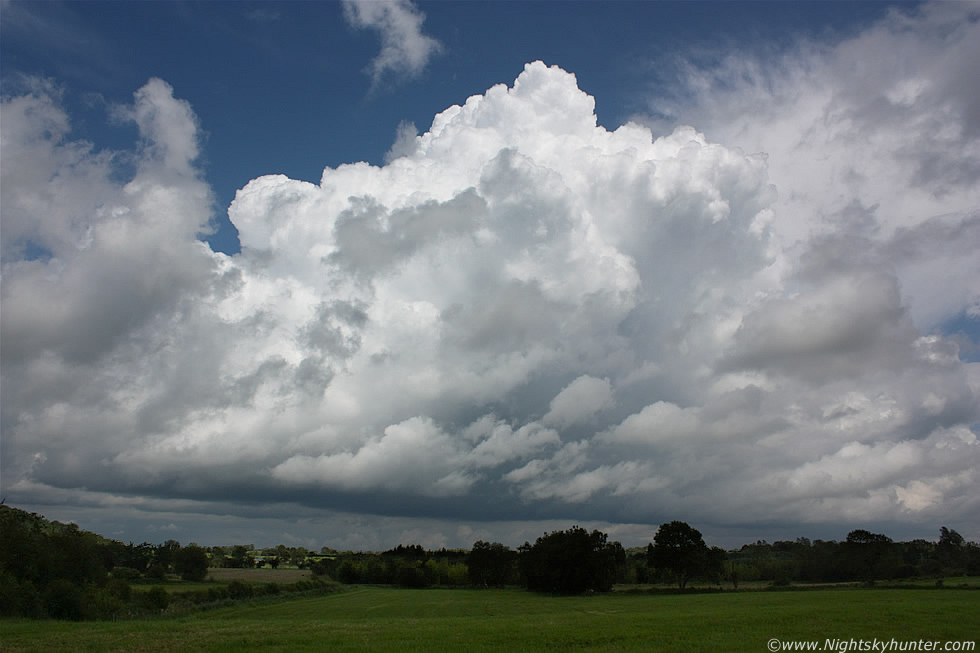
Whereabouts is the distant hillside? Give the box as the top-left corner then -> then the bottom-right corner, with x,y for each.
0,504 -> 130,619
0,504 -> 109,540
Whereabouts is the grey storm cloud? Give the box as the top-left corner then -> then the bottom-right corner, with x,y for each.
2,2 -> 979,551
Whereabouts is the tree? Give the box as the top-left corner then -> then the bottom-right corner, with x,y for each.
139,586 -> 169,612
395,560 -> 435,588
467,541 -> 517,587
703,546 -> 727,585
156,540 -> 181,572
174,545 -> 209,581
309,557 -> 334,577
937,527 -> 967,571
520,526 -> 625,594
289,547 -> 309,568
383,544 -> 427,560
966,542 -> 980,576
227,545 -> 254,569
843,529 -> 894,580
649,521 -> 709,589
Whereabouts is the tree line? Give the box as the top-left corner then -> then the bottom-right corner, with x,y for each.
719,526 -> 978,586
0,506 -> 331,619
2,504 -> 977,620
314,521 -> 979,593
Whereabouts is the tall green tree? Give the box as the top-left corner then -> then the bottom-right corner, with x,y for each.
937,527 -> 967,571
156,540 -> 181,572
467,541 -> 517,587
842,529 -> 895,580
227,545 -> 254,569
174,545 -> 209,581
520,526 -> 625,594
649,521 -> 709,589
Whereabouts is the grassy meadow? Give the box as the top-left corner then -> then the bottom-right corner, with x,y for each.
206,568 -> 312,584
126,567 -> 315,593
2,586 -> 977,652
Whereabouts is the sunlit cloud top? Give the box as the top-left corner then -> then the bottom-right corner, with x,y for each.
1,0 -> 977,550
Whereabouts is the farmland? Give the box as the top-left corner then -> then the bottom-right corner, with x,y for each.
125,566 -> 314,591
2,586 -> 977,652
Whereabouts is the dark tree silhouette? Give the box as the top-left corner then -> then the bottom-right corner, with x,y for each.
174,545 -> 209,581
649,521 -> 709,589
467,541 -> 517,587
520,526 -> 625,594
938,526 -> 967,571
842,529 -> 895,580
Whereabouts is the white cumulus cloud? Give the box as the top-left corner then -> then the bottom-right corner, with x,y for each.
343,0 -> 442,85
2,27 -> 978,547
544,376 -> 614,428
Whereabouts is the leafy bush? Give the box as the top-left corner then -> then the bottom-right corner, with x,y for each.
0,571 -> 42,617
111,566 -> 142,581
44,579 -> 85,620
260,582 -> 281,595
139,586 -> 170,612
106,577 -> 133,602
175,545 -> 209,581
144,562 -> 167,580
395,563 -> 432,588
309,558 -> 334,577
226,580 -> 254,599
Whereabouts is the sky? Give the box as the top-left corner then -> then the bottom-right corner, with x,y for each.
1,0 -> 978,552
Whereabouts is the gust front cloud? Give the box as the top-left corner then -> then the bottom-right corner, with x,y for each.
2,46 -> 978,544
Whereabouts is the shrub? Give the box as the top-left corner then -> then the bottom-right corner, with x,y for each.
336,560 -> 359,584
396,564 -> 424,588
106,577 -> 132,601
85,586 -> 126,620
0,573 -> 43,618
226,580 -> 253,599
310,558 -> 334,577
139,586 -> 170,612
44,579 -> 85,620
207,586 -> 228,602
261,582 -> 281,595
111,566 -> 142,581
145,562 -> 167,580
448,562 -> 469,587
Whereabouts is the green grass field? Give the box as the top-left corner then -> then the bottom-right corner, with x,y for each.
126,567 -> 314,593
206,568 -> 312,584
1,587 -> 977,652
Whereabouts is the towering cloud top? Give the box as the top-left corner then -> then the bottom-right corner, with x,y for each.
2,59 -> 977,544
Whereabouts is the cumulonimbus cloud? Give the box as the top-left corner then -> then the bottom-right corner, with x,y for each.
2,22 -> 978,547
